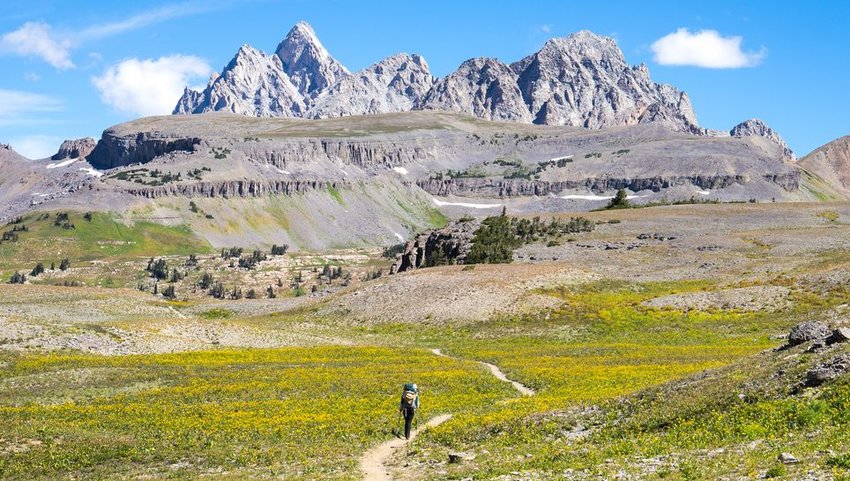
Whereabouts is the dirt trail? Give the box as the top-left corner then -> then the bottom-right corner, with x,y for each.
360,414 -> 452,481
431,348 -> 535,396
359,348 -> 535,480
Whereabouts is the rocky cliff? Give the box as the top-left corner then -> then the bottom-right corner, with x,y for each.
52,137 -> 97,160
84,111 -> 800,205
87,130 -> 201,170
395,219 -> 480,273
173,23 -> 702,134
730,119 -> 796,161
510,32 -> 699,132
418,57 -> 531,123
308,53 -> 434,118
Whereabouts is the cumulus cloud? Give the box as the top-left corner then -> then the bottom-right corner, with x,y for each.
92,55 -> 211,116
0,22 -> 74,69
651,28 -> 765,68
9,135 -> 63,159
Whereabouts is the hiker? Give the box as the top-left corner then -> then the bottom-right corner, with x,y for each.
399,382 -> 419,439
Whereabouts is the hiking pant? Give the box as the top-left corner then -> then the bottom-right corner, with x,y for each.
402,407 -> 415,439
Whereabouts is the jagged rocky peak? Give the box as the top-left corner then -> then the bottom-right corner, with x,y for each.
275,21 -> 350,98
419,57 -> 532,123
731,119 -> 796,161
307,52 -> 434,118
52,137 -> 97,160
172,24 -> 701,135
511,30 -> 699,131
178,44 -> 305,117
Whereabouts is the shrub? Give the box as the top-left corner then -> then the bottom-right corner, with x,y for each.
146,258 -> 168,280
8,271 -> 26,284
605,189 -> 630,209
30,262 -> 45,277
466,213 -> 521,264
161,285 -> 176,299
271,244 -> 289,256
59,258 -> 71,271
198,272 -> 214,290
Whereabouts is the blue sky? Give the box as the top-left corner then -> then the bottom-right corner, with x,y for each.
1,0 -> 847,159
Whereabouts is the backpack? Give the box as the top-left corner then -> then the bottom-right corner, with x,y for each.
402,390 -> 417,407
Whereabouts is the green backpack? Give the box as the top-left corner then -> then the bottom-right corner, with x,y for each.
402,383 -> 418,407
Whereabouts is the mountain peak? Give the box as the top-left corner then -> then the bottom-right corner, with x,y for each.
730,118 -> 795,161
275,21 -> 349,98
541,30 -> 624,63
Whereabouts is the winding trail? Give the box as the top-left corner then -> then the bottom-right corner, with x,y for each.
359,348 -> 535,480
432,348 -> 535,396
360,414 -> 453,481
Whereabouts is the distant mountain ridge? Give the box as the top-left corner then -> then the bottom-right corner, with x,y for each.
174,22 -> 700,134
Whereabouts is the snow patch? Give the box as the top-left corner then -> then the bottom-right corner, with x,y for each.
393,232 -> 405,241
392,167 -> 409,176
79,167 -> 103,177
697,190 -> 711,195
432,198 -> 503,209
276,168 -> 291,175
46,158 -> 77,169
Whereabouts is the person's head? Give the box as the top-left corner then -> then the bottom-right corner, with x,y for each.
404,382 -> 418,392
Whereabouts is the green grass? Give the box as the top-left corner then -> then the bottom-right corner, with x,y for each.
0,211 -> 212,270
0,346 -> 515,480
2,272 -> 849,479
327,185 -> 345,206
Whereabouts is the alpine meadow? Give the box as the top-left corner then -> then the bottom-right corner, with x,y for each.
1,2 -> 850,480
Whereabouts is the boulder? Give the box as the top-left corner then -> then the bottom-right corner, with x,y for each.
826,327 -> 850,345
787,321 -> 831,346
805,354 -> 850,387
778,452 -> 799,464
448,451 -> 476,464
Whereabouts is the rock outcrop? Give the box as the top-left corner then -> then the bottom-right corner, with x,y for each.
174,23 -> 702,134
419,57 -> 531,122
511,31 -> 699,132
730,119 -> 796,161
308,53 -> 434,118
52,137 -> 97,160
787,321 -> 832,347
87,130 -> 201,170
395,219 -> 480,272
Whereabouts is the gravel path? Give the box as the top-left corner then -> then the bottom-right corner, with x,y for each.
360,414 -> 453,481
360,349 -> 536,480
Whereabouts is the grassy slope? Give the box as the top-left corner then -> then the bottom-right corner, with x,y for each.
1,255 -> 850,479
0,211 -> 210,273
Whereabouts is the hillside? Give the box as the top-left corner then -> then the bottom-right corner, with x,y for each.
798,135 -> 850,200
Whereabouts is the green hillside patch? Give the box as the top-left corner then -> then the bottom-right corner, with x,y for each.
0,211 -> 211,270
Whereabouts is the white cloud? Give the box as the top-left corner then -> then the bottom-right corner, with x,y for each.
0,22 -> 74,69
540,24 -> 551,34
24,72 -> 41,82
1,2 -> 216,69
78,3 -> 211,41
0,88 -> 63,125
92,55 -> 211,116
9,134 -> 63,159
651,28 -> 765,68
